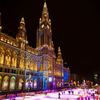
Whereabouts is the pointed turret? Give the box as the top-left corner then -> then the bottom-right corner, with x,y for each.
16,17 -> 28,49
42,1 -> 49,21
0,12 -> 2,32
16,17 -> 27,42
39,1 -> 51,25
56,47 -> 63,65
18,17 -> 26,32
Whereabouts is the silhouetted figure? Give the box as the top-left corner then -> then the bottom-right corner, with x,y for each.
87,96 -> 90,100
5,92 -> 7,98
45,92 -> 47,95
58,92 -> 61,99
68,90 -> 70,95
92,93 -> 95,100
72,90 -> 74,95
85,96 -> 87,100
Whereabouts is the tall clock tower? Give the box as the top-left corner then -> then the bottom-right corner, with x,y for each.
36,1 -> 56,90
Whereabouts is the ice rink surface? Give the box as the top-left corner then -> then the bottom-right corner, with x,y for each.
2,88 -> 100,100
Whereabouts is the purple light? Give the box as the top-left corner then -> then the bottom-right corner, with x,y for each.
25,81 -> 33,88
25,82 -> 28,88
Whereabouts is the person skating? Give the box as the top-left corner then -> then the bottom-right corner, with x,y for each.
58,92 -> 61,99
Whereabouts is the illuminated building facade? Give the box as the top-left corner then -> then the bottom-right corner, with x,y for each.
0,1 -> 70,92
63,67 -> 70,87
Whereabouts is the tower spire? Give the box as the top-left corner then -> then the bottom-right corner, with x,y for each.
43,0 -> 48,15
20,17 -> 25,24
56,47 -> 63,64
19,17 -> 26,32
0,12 -> 2,32
41,0 -> 49,22
16,17 -> 28,45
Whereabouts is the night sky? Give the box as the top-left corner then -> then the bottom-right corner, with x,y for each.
1,0 -> 100,80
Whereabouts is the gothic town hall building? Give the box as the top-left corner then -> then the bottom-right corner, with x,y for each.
0,1 -> 70,92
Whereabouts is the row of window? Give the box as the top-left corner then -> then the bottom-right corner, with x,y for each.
0,67 -> 24,75
0,36 -> 17,46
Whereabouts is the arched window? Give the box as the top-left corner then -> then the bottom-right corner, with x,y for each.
25,79 -> 33,89
33,62 -> 37,71
18,79 -> 24,90
34,79 -> 37,89
29,60 -> 34,70
11,52 -> 17,67
21,43 -> 25,49
5,50 -> 11,66
0,76 -> 2,89
43,62 -> 47,71
25,60 -> 29,69
19,55 -> 24,69
41,32 -> 44,45
0,47 -> 4,65
9,76 -> 16,90
2,76 -> 9,90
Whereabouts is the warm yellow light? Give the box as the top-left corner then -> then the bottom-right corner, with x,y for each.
0,48 -> 4,65
41,24 -> 44,28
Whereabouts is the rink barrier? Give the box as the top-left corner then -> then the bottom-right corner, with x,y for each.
0,95 -> 6,99
0,92 -> 36,99
95,95 -> 99,100
79,96 -> 91,100
79,95 -> 99,100
79,96 -> 83,100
